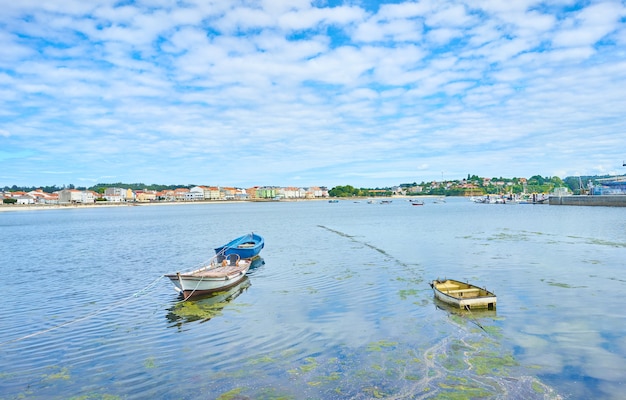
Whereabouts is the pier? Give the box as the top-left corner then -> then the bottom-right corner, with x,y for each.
549,195 -> 626,207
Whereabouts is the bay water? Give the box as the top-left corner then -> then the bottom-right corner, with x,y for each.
1,199 -> 625,399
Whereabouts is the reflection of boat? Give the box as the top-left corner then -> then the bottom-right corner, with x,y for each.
166,277 -> 251,324
430,279 -> 496,310
246,256 -> 265,274
165,254 -> 252,299
433,297 -> 497,318
214,233 -> 264,259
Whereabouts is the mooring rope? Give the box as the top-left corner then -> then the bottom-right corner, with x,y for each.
463,305 -> 488,333
178,274 -> 206,302
0,275 -> 167,348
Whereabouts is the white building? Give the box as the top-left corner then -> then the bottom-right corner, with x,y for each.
58,189 -> 96,204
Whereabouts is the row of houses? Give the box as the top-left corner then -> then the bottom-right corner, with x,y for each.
2,186 -> 331,205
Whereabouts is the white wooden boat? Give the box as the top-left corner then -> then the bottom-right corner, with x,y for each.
165,254 -> 252,300
430,279 -> 496,310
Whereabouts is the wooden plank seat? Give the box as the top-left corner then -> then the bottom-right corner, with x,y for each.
446,288 -> 480,294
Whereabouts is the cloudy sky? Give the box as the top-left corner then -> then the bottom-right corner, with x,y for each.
1,0 -> 625,188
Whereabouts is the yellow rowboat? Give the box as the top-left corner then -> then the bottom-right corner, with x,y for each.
430,279 -> 496,310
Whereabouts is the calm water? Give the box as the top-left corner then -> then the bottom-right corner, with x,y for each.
1,199 -> 625,399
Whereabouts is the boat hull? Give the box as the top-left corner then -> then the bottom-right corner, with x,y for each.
165,260 -> 251,299
214,233 -> 264,259
430,279 -> 496,310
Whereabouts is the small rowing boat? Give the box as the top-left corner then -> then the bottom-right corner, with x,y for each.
165,254 -> 252,300
214,233 -> 264,259
430,279 -> 496,310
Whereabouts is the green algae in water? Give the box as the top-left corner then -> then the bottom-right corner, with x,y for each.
436,382 -> 491,399
254,387 -> 296,400
216,387 -> 243,400
144,357 -> 156,369
288,357 -> 319,375
299,357 -> 318,372
471,351 -> 518,375
398,288 -> 419,300
533,380 -> 546,393
247,355 -> 275,365
42,366 -> 70,381
366,340 -> 398,352
362,386 -> 387,398
171,301 -> 227,320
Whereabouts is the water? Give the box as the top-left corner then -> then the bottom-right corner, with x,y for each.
1,199 -> 625,399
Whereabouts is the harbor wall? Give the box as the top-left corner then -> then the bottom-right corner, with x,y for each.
549,195 -> 626,207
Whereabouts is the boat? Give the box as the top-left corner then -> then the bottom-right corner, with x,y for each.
328,199 -> 339,203
411,200 -> 424,206
214,233 -> 264,259
429,279 -> 496,310
165,254 -> 252,299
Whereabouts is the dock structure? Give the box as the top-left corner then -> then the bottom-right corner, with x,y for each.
549,195 -> 626,207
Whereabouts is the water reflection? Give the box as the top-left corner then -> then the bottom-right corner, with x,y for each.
433,297 -> 498,318
166,277 -> 251,326
247,255 -> 266,273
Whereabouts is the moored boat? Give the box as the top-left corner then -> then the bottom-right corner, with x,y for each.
214,233 -> 264,259
165,254 -> 252,299
430,279 -> 496,310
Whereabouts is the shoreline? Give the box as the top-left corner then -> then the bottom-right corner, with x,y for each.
0,201 -> 241,212
0,195 -> 444,213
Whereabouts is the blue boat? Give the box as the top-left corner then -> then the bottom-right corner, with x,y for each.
214,233 -> 264,259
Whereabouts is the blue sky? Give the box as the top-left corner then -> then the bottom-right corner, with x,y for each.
1,0 -> 625,188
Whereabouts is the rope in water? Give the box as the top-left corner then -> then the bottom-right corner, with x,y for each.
0,274 -> 167,348
463,305 -> 488,333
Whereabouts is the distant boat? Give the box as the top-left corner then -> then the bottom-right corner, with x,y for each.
411,200 -> 424,206
165,254 -> 252,299
380,200 -> 392,204
328,199 -> 339,203
214,233 -> 264,259
430,279 -> 496,310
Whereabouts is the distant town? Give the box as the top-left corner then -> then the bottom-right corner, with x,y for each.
2,174 -> 625,205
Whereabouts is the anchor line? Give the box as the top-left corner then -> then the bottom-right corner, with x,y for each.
0,275 -> 166,348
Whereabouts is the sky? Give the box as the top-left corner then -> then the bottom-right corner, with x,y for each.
1,0 -> 626,189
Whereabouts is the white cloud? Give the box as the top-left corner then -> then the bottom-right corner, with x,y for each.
0,0 -> 625,188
